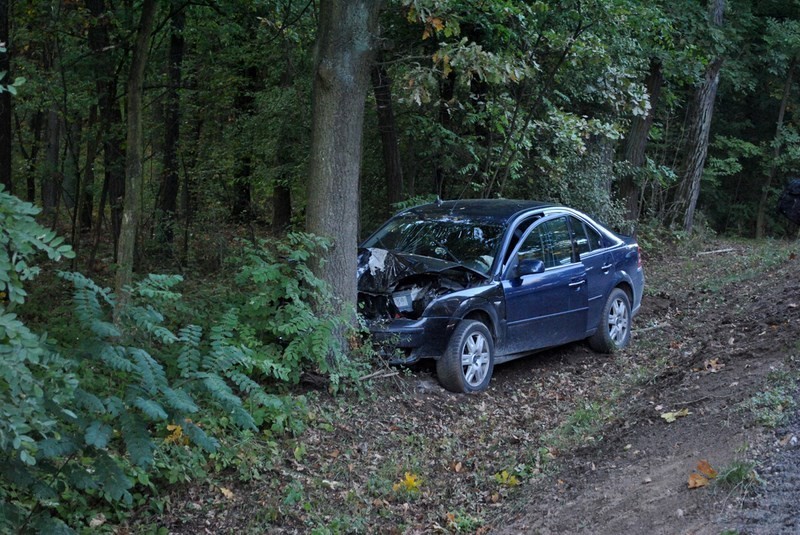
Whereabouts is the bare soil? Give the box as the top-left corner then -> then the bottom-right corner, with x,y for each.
143,239 -> 800,534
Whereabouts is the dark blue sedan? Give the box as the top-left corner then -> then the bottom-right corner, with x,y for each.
357,199 -> 644,393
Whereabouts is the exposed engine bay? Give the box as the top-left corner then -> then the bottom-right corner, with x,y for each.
357,248 -> 488,321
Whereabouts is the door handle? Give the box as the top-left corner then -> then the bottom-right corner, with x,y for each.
569,279 -> 586,288
601,263 -> 613,272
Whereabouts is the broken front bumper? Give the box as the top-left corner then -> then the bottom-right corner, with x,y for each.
367,316 -> 455,364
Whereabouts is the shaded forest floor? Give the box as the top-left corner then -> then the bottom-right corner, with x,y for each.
133,238 -> 800,534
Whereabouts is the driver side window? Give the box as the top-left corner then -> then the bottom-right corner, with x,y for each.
517,217 -> 575,269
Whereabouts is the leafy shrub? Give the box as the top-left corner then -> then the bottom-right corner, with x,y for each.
232,233 -> 369,391
1,189 -> 357,531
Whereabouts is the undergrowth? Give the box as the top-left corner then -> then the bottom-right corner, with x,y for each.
0,187 -> 369,532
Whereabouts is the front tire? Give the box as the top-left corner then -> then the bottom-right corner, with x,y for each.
437,320 -> 494,393
589,288 -> 632,353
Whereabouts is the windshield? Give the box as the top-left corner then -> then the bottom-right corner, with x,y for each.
362,215 -> 504,275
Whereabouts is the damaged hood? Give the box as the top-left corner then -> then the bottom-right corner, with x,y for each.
357,247 -> 484,293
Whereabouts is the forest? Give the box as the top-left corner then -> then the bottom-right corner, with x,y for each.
1,0 -> 800,532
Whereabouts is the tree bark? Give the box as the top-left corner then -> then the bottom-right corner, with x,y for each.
24,111 -> 43,202
272,49 -> 296,234
87,0 -> 125,256
0,0 -> 11,194
756,57 -> 795,238
230,66 -> 259,222
673,0 -> 725,233
114,0 -> 157,311
156,2 -> 185,243
306,0 -> 382,312
619,59 -> 663,224
371,58 -> 403,213
42,103 -> 61,217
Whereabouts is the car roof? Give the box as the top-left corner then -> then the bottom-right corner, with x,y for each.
399,199 -> 555,225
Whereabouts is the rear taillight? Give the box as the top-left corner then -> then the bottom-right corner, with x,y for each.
637,245 -> 643,268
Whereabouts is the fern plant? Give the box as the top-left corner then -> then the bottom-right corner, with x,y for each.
233,233 -> 368,391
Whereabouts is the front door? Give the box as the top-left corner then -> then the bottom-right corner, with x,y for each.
502,217 -> 588,354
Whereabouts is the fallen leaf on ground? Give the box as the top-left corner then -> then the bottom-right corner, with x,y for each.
660,408 -> 691,423
697,460 -> 717,478
219,486 -> 234,499
688,473 -> 708,489
704,358 -> 725,372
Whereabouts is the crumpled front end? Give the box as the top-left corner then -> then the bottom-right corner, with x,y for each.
357,248 -> 488,362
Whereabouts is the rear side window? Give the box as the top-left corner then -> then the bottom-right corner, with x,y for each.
569,216 -> 604,255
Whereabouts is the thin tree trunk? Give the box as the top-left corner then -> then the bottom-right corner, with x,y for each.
0,0 -> 11,194
306,0 -> 382,313
42,103 -> 61,217
673,0 -> 725,233
25,110 -> 43,201
81,105 -> 98,231
272,48 -> 296,234
87,0 -> 125,257
156,3 -> 185,244
435,71 -> 455,197
756,57 -> 795,238
114,0 -> 156,312
619,59 -> 663,224
230,66 -> 259,222
371,58 -> 403,212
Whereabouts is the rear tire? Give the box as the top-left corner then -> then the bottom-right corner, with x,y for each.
589,288 -> 631,353
437,320 -> 494,393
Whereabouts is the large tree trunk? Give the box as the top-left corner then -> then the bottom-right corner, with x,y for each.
371,57 -> 403,213
156,2 -> 185,243
756,57 -> 795,238
673,0 -> 725,233
306,0 -> 382,313
0,0 -> 11,194
619,59 -> 663,225
114,0 -> 156,310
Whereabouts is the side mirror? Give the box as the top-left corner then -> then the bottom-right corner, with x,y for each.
509,258 -> 545,279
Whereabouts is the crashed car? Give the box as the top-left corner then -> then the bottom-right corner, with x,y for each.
357,199 -> 644,393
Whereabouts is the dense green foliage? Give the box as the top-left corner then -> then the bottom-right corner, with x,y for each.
0,190 -> 362,531
2,0 -> 799,246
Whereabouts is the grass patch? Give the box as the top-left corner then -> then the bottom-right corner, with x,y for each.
738,371 -> 798,428
714,460 -> 763,494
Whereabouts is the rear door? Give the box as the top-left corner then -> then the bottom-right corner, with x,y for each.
501,216 -> 588,354
570,216 -> 615,335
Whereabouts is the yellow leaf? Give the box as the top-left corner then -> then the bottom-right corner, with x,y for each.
422,28 -> 430,40
660,408 -> 691,423
442,56 -> 452,78
688,473 -> 708,489
393,472 -> 422,493
219,486 -> 234,499
429,17 -> 444,31
697,460 -> 717,479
